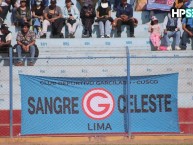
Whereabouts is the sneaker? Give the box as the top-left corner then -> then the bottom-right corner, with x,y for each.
29,62 -> 34,66
130,34 -> 135,37
40,34 -> 46,38
82,30 -> 88,37
59,33 -> 64,38
16,61 -> 23,66
105,35 -> 110,38
175,46 -> 181,50
89,33 -> 92,38
167,46 -> 172,51
117,33 -> 121,38
70,33 -> 75,38
100,35 -> 105,38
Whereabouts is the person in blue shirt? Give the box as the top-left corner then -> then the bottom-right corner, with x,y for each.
180,17 -> 193,50
115,0 -> 135,37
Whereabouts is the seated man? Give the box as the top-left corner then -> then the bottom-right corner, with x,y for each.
0,23 -> 12,53
180,17 -> 193,50
15,22 -> 36,66
162,13 -> 181,50
115,0 -> 135,37
40,0 -> 65,38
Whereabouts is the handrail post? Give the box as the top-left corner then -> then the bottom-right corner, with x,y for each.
9,46 -> 13,138
126,46 -> 131,137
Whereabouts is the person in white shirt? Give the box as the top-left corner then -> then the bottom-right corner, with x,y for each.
162,13 -> 181,50
63,0 -> 80,38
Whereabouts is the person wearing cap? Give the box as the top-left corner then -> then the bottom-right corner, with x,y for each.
0,24 -> 12,53
115,0 -> 135,37
96,0 -> 112,38
148,16 -> 162,51
80,0 -> 96,37
40,0 -> 65,38
162,13 -> 181,50
31,0 -> 45,36
15,22 -> 36,66
14,0 -> 31,27
64,0 -> 80,38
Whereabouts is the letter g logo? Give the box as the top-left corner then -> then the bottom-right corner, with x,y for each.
82,88 -> 115,120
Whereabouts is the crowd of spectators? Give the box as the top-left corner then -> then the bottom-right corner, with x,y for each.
0,0 -> 193,66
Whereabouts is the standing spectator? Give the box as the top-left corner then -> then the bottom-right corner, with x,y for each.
31,0 -> 45,37
180,17 -> 193,50
15,22 -> 36,66
162,13 -> 181,50
0,0 -> 11,24
40,0 -> 65,38
14,0 -> 31,27
64,0 -> 80,38
148,16 -> 161,51
80,0 -> 96,38
115,0 -> 135,37
96,0 -> 112,38
0,24 -> 12,53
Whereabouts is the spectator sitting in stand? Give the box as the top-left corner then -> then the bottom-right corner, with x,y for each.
148,16 -> 162,51
180,17 -> 193,50
0,24 -> 12,54
64,0 -> 80,38
31,0 -> 45,37
40,0 -> 65,38
114,0 -> 135,37
80,0 -> 96,38
11,0 -> 30,25
14,0 -> 31,27
162,12 -> 181,50
15,22 -> 36,66
0,0 -> 11,24
96,0 -> 112,38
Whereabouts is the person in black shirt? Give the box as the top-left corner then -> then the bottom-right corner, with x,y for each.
0,24 -> 12,53
80,0 -> 96,37
32,0 -> 45,37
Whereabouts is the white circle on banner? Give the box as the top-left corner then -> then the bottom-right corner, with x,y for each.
82,88 -> 115,120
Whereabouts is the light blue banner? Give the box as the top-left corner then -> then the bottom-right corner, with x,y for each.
20,73 -> 179,135
146,0 -> 175,11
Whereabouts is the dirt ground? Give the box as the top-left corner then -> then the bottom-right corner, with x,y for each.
0,135 -> 193,145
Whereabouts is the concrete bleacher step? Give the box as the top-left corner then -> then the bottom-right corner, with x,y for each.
9,23 -> 151,39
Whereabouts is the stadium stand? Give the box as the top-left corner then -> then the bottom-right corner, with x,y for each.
0,0 -> 193,136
